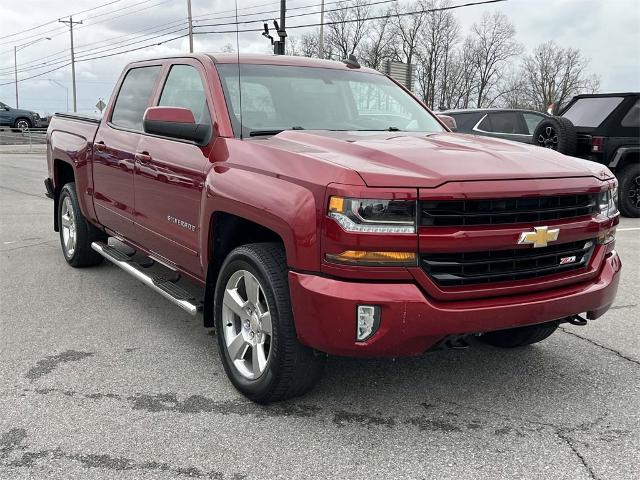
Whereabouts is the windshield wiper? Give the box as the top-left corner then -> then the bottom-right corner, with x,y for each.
248,126 -> 305,137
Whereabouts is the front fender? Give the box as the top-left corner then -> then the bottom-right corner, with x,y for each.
199,165 -> 323,273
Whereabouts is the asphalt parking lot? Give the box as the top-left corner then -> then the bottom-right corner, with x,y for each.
1,149 -> 638,480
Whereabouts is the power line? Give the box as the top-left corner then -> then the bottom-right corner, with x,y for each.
1,0 -> 359,75
195,0 -> 508,34
1,25 -> 188,80
0,33 -> 188,86
0,0 -> 173,48
0,0 -> 124,41
1,0 -> 508,85
0,22 -> 189,75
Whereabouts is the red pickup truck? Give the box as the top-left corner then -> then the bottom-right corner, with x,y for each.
46,54 -> 621,403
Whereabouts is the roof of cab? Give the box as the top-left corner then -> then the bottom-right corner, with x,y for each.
207,53 -> 380,73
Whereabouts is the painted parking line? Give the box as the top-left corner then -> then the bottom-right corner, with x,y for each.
616,227 -> 640,232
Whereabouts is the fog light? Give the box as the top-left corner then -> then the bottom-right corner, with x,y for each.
356,305 -> 380,342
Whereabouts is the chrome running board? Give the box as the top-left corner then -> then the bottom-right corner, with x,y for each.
91,241 -> 199,316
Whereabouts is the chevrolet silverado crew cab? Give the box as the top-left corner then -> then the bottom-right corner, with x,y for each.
45,54 -> 621,403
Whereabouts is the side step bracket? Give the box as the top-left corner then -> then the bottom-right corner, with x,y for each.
91,241 -> 199,316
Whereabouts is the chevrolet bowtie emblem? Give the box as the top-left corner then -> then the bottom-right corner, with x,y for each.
517,226 -> 559,248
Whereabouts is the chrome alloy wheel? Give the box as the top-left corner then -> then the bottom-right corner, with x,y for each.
222,270 -> 272,380
538,126 -> 558,149
16,119 -> 30,130
60,196 -> 77,257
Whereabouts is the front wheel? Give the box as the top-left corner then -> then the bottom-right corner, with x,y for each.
617,163 -> 640,218
214,243 -> 325,403
479,322 -> 558,348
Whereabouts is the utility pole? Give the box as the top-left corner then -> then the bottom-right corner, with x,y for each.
187,0 -> 194,53
59,16 -> 82,112
318,0 -> 325,58
274,0 -> 287,55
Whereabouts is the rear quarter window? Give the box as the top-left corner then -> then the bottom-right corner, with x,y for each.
562,97 -> 624,128
620,99 -> 640,128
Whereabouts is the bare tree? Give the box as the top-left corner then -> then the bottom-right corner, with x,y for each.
326,0 -> 371,59
415,0 -> 459,107
299,31 -> 320,58
390,0 -> 428,65
469,12 -> 522,107
221,43 -> 235,53
438,41 -> 477,109
522,40 -> 600,111
285,36 -> 300,56
359,13 -> 396,70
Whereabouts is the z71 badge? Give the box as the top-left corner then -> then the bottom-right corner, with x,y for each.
559,256 -> 577,265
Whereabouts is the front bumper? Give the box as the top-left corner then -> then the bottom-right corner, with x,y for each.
289,251 -> 621,357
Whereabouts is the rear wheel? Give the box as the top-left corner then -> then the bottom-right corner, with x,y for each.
214,243 -> 325,403
617,163 -> 640,217
479,322 -> 558,348
533,117 -> 577,156
58,183 -> 105,267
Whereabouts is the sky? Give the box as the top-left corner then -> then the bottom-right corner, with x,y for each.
0,0 -> 639,115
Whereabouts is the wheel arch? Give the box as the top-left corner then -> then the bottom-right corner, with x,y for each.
203,212 -> 285,327
52,159 -> 75,232
610,147 -> 640,172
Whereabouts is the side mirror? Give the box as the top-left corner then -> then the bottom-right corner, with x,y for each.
143,106 -> 211,145
437,114 -> 457,132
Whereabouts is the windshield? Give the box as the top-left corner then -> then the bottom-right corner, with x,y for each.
217,64 -> 444,137
562,96 -> 624,127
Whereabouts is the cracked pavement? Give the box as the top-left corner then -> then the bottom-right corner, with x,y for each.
1,151 -> 639,479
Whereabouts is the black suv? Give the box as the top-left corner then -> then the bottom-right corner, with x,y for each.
533,93 -> 640,217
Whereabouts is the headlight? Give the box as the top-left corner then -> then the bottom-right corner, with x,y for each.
598,187 -> 618,217
328,196 -> 416,234
32,113 -> 39,119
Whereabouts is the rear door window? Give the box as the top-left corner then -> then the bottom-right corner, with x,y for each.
159,64 -> 211,125
562,97 -> 624,127
620,99 -> 640,128
480,112 -> 526,134
522,113 -> 545,134
111,66 -> 161,130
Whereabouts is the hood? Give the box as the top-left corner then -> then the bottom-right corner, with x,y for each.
259,130 -> 612,188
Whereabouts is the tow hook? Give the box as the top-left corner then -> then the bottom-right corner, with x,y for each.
567,314 -> 588,326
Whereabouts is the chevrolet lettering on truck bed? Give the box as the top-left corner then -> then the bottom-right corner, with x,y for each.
45,54 -> 621,403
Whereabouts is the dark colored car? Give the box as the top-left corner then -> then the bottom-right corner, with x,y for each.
533,93 -> 640,217
0,101 -> 41,128
442,108 -> 547,144
45,54 -> 620,403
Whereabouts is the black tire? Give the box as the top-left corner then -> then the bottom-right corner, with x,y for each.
214,243 -> 325,403
13,117 -> 32,129
58,183 -> 106,267
533,116 -> 577,156
617,163 -> 640,218
479,322 -> 558,348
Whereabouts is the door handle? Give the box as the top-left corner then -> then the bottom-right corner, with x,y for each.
135,152 -> 152,164
95,141 -> 106,152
